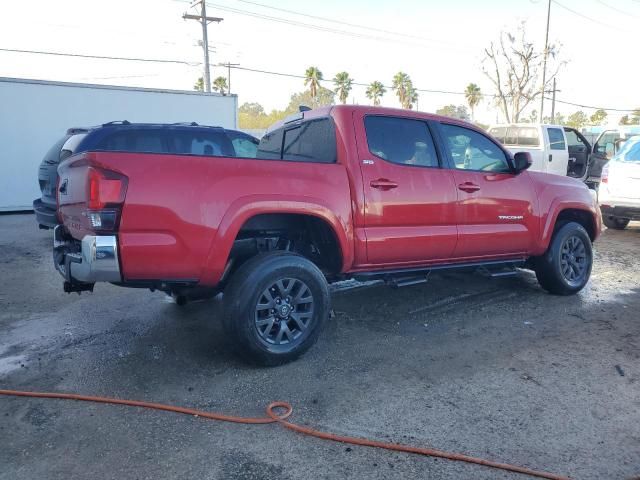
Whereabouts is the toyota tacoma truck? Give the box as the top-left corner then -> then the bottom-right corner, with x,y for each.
53,106 -> 602,365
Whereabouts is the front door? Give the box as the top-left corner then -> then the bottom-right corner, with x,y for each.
436,122 -> 538,259
354,112 -> 458,266
564,127 -> 591,180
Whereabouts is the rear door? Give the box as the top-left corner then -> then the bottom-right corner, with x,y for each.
354,112 -> 458,266
436,122 -> 538,259
544,127 -> 569,176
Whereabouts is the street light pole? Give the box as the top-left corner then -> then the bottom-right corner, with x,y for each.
183,1 -> 223,93
539,0 -> 551,121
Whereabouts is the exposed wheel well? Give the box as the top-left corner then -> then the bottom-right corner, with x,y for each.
227,213 -> 343,279
554,209 -> 597,241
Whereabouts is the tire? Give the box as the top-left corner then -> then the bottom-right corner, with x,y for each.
602,215 -> 629,230
534,221 -> 593,296
223,251 -> 330,366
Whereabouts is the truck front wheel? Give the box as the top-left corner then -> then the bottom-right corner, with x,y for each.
223,251 -> 330,366
534,221 -> 593,296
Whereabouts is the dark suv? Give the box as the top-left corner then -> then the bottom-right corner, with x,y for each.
34,122 -> 259,229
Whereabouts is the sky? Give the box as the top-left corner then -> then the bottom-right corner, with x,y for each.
1,0 -> 639,124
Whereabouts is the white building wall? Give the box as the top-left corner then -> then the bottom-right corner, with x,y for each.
0,77 -> 237,211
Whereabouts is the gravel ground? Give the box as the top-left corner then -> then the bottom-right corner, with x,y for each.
0,213 -> 638,480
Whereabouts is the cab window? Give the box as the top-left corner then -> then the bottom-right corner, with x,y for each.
364,116 -> 439,168
547,128 -> 566,151
441,124 -> 510,172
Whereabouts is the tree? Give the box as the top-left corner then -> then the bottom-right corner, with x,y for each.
619,115 -> 631,126
212,76 -> 228,95
333,71 -> 353,104
566,111 -> 588,129
464,83 -> 482,121
239,102 -> 265,116
304,66 -> 323,105
287,87 -> 335,112
194,77 -> 204,92
482,23 -> 564,123
406,86 -> 419,110
631,108 -> 640,125
436,105 -> 470,121
589,109 -> 608,126
392,72 -> 414,109
365,81 -> 386,106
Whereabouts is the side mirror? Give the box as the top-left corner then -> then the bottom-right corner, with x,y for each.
513,151 -> 532,173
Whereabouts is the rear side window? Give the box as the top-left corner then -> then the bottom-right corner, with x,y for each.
43,135 -> 70,165
60,133 -> 88,161
282,119 -> 336,163
257,129 -> 284,159
96,130 -> 167,154
169,130 -> 234,156
489,126 -> 539,147
226,131 -> 259,158
257,118 -> 336,163
548,128 -> 566,150
364,116 -> 439,167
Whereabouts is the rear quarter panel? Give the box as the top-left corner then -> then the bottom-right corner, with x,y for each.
98,152 -> 353,285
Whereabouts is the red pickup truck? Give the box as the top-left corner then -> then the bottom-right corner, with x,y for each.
54,106 -> 601,365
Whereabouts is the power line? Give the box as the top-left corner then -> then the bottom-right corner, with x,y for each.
0,48 -> 201,66
196,1 -> 472,52
2,47 -> 636,113
235,0 -> 464,47
595,0 -> 640,18
544,96 -> 638,112
551,0 -> 621,29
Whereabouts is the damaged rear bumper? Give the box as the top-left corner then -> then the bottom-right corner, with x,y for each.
53,225 -> 121,289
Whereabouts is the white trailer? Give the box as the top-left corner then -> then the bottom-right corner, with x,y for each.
0,77 -> 237,211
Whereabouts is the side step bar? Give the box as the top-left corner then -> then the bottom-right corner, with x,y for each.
353,259 -> 526,288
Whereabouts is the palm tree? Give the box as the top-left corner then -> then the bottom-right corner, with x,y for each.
406,85 -> 418,110
333,71 -> 353,104
193,77 -> 204,92
464,83 -> 482,121
304,66 -> 323,106
212,76 -> 228,95
365,81 -> 386,106
392,72 -> 412,108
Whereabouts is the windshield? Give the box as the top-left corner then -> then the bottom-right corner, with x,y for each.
613,135 -> 640,163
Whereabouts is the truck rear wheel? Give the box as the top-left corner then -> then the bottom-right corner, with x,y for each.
603,215 -> 629,230
534,221 -> 593,296
223,251 -> 330,366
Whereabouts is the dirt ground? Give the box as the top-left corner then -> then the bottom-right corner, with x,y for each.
0,213 -> 638,480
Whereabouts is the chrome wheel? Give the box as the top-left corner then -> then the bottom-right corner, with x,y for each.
255,278 -> 314,346
560,235 -> 588,287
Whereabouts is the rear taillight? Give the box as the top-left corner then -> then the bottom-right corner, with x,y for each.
601,162 -> 609,184
85,167 -> 128,232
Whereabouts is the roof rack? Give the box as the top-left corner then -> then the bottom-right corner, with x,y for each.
102,120 -> 131,126
172,122 -> 199,126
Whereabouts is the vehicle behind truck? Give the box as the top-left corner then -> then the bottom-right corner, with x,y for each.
53,105 -> 601,365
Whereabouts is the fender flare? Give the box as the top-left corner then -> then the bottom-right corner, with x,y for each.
200,195 -> 354,285
538,197 -> 599,253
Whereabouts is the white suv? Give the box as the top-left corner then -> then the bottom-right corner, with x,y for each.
598,135 -> 640,230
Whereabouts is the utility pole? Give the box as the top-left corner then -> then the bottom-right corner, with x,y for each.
183,1 -> 223,93
218,62 -> 240,95
539,0 -> 551,121
551,77 -> 557,122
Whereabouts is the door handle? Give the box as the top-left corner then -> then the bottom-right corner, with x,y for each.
457,182 -> 480,193
370,179 -> 398,191
548,154 -> 553,162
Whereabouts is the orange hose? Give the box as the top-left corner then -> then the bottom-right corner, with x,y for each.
0,389 -> 570,480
